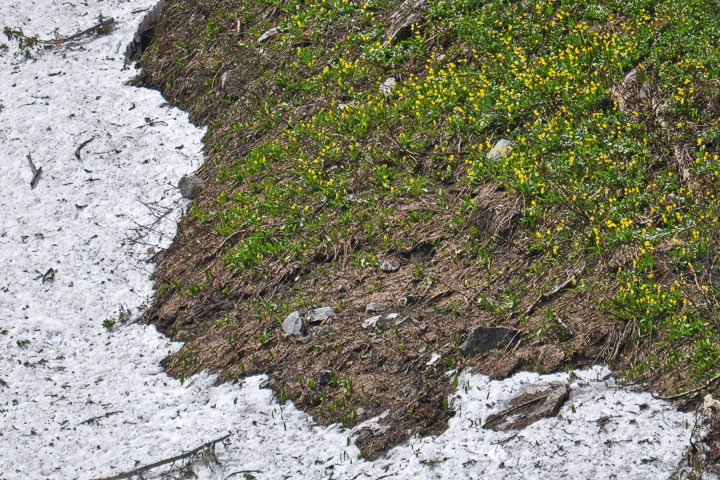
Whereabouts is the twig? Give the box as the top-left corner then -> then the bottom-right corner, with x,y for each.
523,263 -> 586,318
654,373 -> 720,401
92,433 -> 232,480
27,154 -> 42,189
224,471 -> 263,480
75,137 -> 95,161
38,18 -> 115,45
78,410 -> 121,426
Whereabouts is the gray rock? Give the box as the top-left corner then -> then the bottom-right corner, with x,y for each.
282,311 -> 303,337
487,139 -> 512,161
483,384 -> 569,431
365,301 -> 388,313
460,326 -> 518,356
178,175 -> 204,199
362,315 -> 384,329
380,260 -> 399,273
380,77 -> 396,95
257,26 -> 280,43
317,370 -> 332,385
638,82 -> 651,100
307,306 -> 334,324
426,352 -> 441,366
386,0 -> 428,45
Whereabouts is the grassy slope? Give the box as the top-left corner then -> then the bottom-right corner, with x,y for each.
138,0 -> 720,458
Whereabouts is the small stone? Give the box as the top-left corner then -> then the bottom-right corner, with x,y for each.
380,260 -> 399,273
386,312 -> 400,320
365,301 -> 388,313
426,352 -> 441,366
282,311 -> 303,337
460,326 -> 518,356
362,315 -> 384,329
257,26 -> 280,43
317,370 -> 332,385
307,306 -> 334,324
487,139 -> 512,161
638,82 -> 651,100
380,77 -> 396,95
386,0 -> 428,45
178,175 -> 204,199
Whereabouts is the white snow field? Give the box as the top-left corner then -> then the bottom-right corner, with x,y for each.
0,1 -> 697,479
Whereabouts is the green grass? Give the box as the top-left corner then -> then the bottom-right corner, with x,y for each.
151,0 -> 720,396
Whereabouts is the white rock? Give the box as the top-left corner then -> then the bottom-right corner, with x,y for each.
258,26 -> 280,44
362,315 -> 383,329
380,77 -> 397,95
282,311 -> 303,336
366,301 -> 388,313
307,306 -> 334,324
487,139 -> 512,161
426,352 -> 441,366
380,260 -> 399,273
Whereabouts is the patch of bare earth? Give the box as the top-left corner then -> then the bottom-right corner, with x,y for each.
131,0 -> 703,459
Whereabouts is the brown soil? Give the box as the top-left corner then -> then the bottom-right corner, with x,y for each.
131,0 -> 697,460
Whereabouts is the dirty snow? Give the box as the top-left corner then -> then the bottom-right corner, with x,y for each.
0,1 -> 696,479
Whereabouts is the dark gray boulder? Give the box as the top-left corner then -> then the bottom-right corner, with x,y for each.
460,326 -> 518,356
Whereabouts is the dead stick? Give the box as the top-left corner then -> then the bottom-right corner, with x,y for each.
654,373 -> 720,401
27,154 -> 42,189
39,18 -> 115,45
75,137 -> 95,161
524,264 -> 586,318
92,433 -> 231,480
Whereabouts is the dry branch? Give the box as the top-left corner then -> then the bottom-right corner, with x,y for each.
655,373 -> 720,401
39,18 -> 115,45
27,154 -> 42,189
75,137 -> 95,161
93,433 -> 231,480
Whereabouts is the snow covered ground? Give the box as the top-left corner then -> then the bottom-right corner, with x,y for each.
0,1 -> 697,479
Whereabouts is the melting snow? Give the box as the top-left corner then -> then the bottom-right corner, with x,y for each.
0,1 -> 695,478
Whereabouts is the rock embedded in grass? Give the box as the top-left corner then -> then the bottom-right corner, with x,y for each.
178,174 -> 203,199
282,311 -> 303,337
362,315 -> 384,329
380,77 -> 397,95
365,301 -> 388,313
486,139 -> 512,161
460,326 -> 518,356
380,260 -> 399,273
307,306 -> 334,324
257,26 -> 280,44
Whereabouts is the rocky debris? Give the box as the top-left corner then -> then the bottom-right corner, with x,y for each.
362,315 -> 384,329
426,352 -> 441,366
484,383 -> 569,431
380,77 -> 396,95
487,139 -> 512,161
282,311 -> 303,337
366,301 -> 388,313
220,70 -> 233,89
386,0 -> 427,45
610,64 -> 648,114
178,175 -> 203,199
317,370 -> 333,385
307,306 -> 334,324
257,26 -> 280,44
380,260 -> 399,273
460,326 -> 518,356
704,394 -> 720,417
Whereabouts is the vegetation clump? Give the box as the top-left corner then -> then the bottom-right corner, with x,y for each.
138,0 -> 720,458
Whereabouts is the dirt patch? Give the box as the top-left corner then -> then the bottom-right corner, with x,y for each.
131,0 -> 716,460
